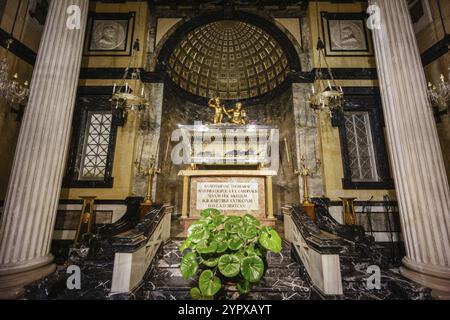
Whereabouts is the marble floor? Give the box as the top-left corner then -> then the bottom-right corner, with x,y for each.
25,230 -> 431,300
132,239 -> 431,300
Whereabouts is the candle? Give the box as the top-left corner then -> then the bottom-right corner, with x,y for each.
113,83 -> 116,94
327,80 -> 332,89
141,87 -> 145,97
311,84 -> 315,94
440,74 -> 445,83
284,138 -> 291,167
152,137 -> 161,169
313,137 -> 317,163
125,83 -> 129,92
164,136 -> 171,164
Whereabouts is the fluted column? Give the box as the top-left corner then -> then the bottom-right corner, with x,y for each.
370,0 -> 450,298
0,0 -> 88,299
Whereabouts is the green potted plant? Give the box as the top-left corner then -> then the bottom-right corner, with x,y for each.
179,208 -> 282,300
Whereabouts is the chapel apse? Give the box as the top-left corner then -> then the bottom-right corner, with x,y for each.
165,20 -> 290,101
147,11 -> 307,214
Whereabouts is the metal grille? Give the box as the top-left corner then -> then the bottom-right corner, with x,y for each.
79,112 -> 112,180
344,112 -> 379,182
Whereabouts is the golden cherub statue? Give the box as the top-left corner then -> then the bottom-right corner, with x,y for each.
208,97 -> 225,124
224,102 -> 248,125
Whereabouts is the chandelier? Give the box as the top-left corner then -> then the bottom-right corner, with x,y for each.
111,39 -> 148,120
308,38 -> 344,117
308,1 -> 344,117
427,66 -> 450,114
0,39 -> 30,107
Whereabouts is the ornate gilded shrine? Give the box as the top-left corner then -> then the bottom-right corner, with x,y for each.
175,123 -> 278,231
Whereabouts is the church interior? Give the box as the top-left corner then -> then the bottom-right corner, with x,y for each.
0,0 -> 449,301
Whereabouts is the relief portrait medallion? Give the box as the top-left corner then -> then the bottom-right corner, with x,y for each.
329,20 -> 367,51
90,21 -> 127,51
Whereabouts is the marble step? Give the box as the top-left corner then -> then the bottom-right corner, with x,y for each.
137,289 -> 314,301
151,263 -> 302,283
141,265 -> 311,294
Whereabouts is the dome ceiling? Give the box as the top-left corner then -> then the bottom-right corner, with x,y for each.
166,20 -> 291,100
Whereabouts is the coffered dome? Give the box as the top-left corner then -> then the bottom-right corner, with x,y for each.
166,20 -> 291,100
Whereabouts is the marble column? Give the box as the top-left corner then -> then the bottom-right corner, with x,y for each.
0,0 -> 88,299
370,0 -> 450,298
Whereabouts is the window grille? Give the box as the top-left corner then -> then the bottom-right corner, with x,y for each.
79,112 -> 113,181
344,112 -> 379,182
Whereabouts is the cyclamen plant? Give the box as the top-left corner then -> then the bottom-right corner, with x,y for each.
179,208 -> 282,300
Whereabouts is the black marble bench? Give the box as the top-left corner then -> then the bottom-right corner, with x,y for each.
284,203 -> 432,300
25,204 -> 172,300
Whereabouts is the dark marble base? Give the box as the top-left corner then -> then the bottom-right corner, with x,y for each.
288,204 -> 432,301
26,237 -> 432,300
27,202 -> 432,303
26,259 -> 114,300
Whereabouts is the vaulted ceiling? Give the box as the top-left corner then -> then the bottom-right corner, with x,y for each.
165,20 -> 290,100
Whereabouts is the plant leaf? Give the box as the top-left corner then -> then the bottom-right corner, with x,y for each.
218,254 -> 241,278
226,216 -> 242,224
190,287 -> 202,300
202,257 -> 219,267
180,252 -> 198,279
246,244 -> 259,257
228,236 -> 244,251
237,280 -> 252,295
200,208 -> 221,218
215,230 -> 227,242
225,221 -> 241,234
189,224 -> 210,244
179,239 -> 192,253
235,250 -> 246,262
238,226 -> 258,240
241,256 -> 265,283
258,228 -> 282,253
196,240 -> 218,254
188,222 -> 205,235
216,241 -> 228,253
199,270 -> 221,297
243,214 -> 261,227
212,215 -> 225,227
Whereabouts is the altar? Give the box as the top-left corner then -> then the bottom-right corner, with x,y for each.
175,122 -> 279,229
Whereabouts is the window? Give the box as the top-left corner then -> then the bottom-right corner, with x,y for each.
63,91 -> 118,188
79,112 -> 113,181
344,112 -> 379,182
336,91 -> 394,190
407,0 -> 433,33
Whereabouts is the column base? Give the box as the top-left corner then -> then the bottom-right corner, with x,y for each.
0,254 -> 56,300
400,257 -> 450,300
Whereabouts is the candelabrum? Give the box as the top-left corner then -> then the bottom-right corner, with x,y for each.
308,37 -> 344,118
111,39 -> 147,124
339,197 -> 357,226
428,67 -> 450,113
0,39 -> 30,107
74,196 -> 96,246
136,158 -> 161,206
294,155 -> 322,206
